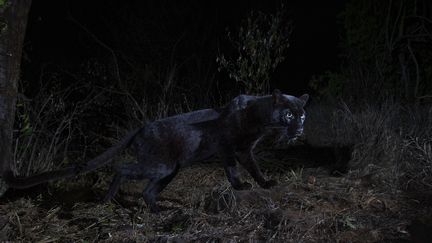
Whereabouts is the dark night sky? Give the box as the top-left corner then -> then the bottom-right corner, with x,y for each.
22,0 -> 347,96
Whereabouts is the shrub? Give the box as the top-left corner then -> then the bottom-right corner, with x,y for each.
217,7 -> 292,95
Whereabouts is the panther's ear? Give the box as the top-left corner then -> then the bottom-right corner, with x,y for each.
272,89 -> 282,104
299,94 -> 309,106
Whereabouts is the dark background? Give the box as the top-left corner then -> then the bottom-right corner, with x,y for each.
22,0 -> 346,97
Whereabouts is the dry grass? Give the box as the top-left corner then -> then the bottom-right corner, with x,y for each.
305,100 -> 432,193
0,162 -> 417,242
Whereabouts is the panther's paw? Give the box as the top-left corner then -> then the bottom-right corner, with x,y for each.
233,181 -> 253,190
260,179 -> 278,189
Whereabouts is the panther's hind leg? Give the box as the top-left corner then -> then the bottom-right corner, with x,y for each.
104,163 -> 147,203
104,173 -> 121,202
143,164 -> 180,213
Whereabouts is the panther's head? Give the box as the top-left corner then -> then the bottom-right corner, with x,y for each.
269,89 -> 309,139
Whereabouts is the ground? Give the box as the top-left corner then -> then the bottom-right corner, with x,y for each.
0,157 -> 426,242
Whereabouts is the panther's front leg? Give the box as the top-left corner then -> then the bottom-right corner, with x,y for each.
236,146 -> 277,189
221,148 -> 252,190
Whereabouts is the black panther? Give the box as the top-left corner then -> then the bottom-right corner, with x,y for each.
4,90 -> 309,212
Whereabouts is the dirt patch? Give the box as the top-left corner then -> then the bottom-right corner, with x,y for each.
0,162 -> 427,242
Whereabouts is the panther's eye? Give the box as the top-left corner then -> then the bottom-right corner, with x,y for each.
300,114 -> 306,122
285,111 -> 294,120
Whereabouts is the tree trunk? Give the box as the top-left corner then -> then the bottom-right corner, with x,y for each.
0,0 -> 32,195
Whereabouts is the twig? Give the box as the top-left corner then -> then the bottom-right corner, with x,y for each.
407,41 -> 420,99
301,218 -> 324,240
67,14 -> 122,88
84,215 -> 110,231
416,95 -> 432,99
14,212 -> 23,238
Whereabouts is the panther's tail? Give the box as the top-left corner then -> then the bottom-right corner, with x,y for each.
4,128 -> 142,189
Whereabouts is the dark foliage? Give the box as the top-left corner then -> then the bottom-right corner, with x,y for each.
311,0 -> 432,104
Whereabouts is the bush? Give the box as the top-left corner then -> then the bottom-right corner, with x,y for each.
217,7 -> 292,95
